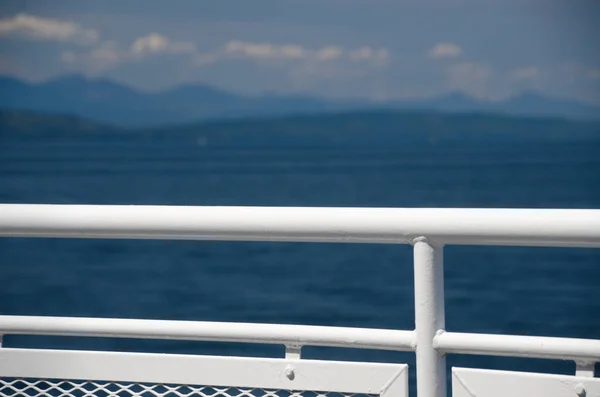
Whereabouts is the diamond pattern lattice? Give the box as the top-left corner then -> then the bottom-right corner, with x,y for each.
0,379 -> 378,397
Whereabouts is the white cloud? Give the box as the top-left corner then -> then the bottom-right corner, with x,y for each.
429,42 -> 463,59
315,46 -> 343,61
349,47 -> 390,65
349,47 -> 375,61
510,66 -> 540,80
61,33 -> 391,79
221,41 -> 388,66
0,13 -> 98,45
64,33 -> 198,73
225,41 -> 279,58
131,33 -> 195,56
280,45 -> 306,59
131,33 -> 169,55
225,41 -> 324,61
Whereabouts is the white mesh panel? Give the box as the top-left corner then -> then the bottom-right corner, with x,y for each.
0,378 -> 378,397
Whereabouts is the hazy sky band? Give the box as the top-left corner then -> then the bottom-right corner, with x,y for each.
0,0 -> 598,103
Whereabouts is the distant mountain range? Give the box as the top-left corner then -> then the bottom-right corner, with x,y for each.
1,74 -> 599,127
2,108 -> 599,149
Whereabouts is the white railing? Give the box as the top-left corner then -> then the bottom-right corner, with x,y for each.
0,204 -> 599,397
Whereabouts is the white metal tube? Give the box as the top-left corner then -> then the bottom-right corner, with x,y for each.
413,239 -> 446,397
0,316 -> 416,352
435,331 -> 600,361
1,205 -> 600,247
576,361 -> 595,377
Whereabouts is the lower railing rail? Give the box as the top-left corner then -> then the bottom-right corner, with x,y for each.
1,316 -> 600,362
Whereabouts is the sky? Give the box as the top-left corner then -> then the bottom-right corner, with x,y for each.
0,0 -> 599,103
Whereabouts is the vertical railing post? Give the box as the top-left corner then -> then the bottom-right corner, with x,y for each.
413,237 -> 446,397
575,361 -> 595,377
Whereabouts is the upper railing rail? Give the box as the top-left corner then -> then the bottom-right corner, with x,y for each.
1,204 -> 600,247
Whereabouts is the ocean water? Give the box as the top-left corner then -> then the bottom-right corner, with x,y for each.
0,137 -> 599,393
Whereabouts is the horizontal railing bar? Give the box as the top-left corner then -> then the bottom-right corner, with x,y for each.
3,316 -> 600,362
1,205 -> 600,247
434,331 -> 600,361
0,316 -> 416,352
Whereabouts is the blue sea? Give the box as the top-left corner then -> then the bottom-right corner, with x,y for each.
0,137 -> 599,393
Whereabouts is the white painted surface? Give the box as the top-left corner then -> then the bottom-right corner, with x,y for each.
414,239 -> 446,397
452,368 -> 600,397
577,361 -> 596,378
1,203 -> 599,396
1,204 -> 600,247
0,315 -> 415,351
435,331 -> 600,362
0,348 -> 408,396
